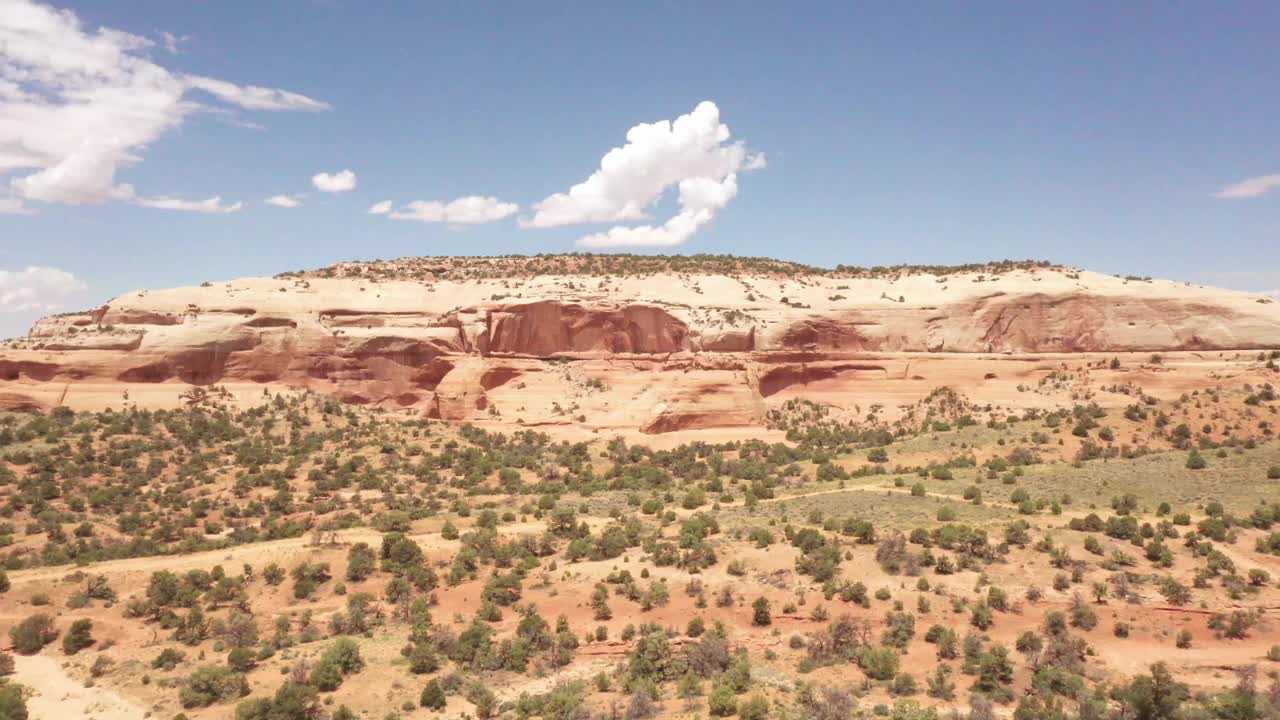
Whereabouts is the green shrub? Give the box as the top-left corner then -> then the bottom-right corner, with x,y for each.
227,647 -> 256,673
234,682 -> 320,720
0,683 -> 26,720
708,683 -> 737,717
751,597 -> 771,626
9,614 -> 56,655
857,645 -> 900,680
61,619 -> 93,655
1185,450 -> 1206,470
152,648 -> 186,671
180,665 -> 248,708
310,637 -> 363,691
420,679 -> 447,710
345,543 -> 376,582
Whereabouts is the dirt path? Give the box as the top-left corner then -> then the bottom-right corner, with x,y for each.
12,654 -> 147,720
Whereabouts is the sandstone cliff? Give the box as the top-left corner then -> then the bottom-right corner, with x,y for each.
2,257 -> 1277,432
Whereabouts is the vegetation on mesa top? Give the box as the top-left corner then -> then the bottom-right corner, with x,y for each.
278,253 -> 1059,283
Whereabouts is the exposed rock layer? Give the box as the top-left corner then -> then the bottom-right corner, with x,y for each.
3,262 -> 1277,431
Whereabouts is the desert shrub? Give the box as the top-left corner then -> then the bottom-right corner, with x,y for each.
857,645 -> 899,680
708,683 -> 737,716
234,682 -> 320,720
345,543 -> 376,581
1070,603 -> 1098,631
752,597 -> 771,626
227,647 -> 257,673
9,614 -> 56,655
481,571 -> 523,606
257,564 -> 284,587
62,619 -> 94,655
466,682 -> 498,718
1208,610 -> 1259,639
310,637 -> 363,691
739,693 -> 770,720
1185,450 -> 1206,470
420,679 -> 447,709
180,665 -> 248,708
290,562 -> 331,600
0,683 -> 26,720
152,648 -> 186,671
1111,663 -> 1188,720
884,671 -> 915,699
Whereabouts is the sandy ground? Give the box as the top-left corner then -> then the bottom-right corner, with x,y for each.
13,654 -> 146,720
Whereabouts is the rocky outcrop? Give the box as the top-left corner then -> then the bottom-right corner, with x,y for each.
2,261 -> 1277,431
485,301 -> 689,355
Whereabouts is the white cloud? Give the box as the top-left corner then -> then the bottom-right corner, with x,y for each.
0,196 -> 36,215
387,196 -> 518,225
367,200 -> 392,215
157,30 -> 188,54
579,175 -> 738,248
185,75 -> 330,112
265,194 -> 302,208
522,100 -> 764,247
312,169 -> 356,193
132,195 -> 243,213
0,266 -> 86,312
0,0 -> 327,209
1213,174 -> 1280,199
1265,289 -> 1280,300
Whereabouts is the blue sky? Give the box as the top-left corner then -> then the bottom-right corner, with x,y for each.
1,1 -> 1278,337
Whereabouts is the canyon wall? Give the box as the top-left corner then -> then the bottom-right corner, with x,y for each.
2,264 -> 1277,432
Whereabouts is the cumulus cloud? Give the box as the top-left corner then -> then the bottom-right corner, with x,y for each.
387,196 -> 518,225
0,0 -> 328,209
132,195 -> 243,213
265,194 -> 302,208
312,169 -> 357,193
0,266 -> 86,312
579,175 -> 738,248
367,200 -> 392,215
1213,174 -> 1280,199
522,100 -> 764,247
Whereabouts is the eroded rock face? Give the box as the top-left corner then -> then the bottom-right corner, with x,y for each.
486,301 -> 690,355
2,262 -> 1277,431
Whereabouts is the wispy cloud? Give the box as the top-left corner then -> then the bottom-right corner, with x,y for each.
157,30 -> 189,54
1212,174 -> 1280,199
0,0 -> 328,210
0,197 -> 35,216
186,75 -> 330,112
133,195 -> 244,213
386,196 -> 518,225
0,266 -> 86,313
265,194 -> 303,208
